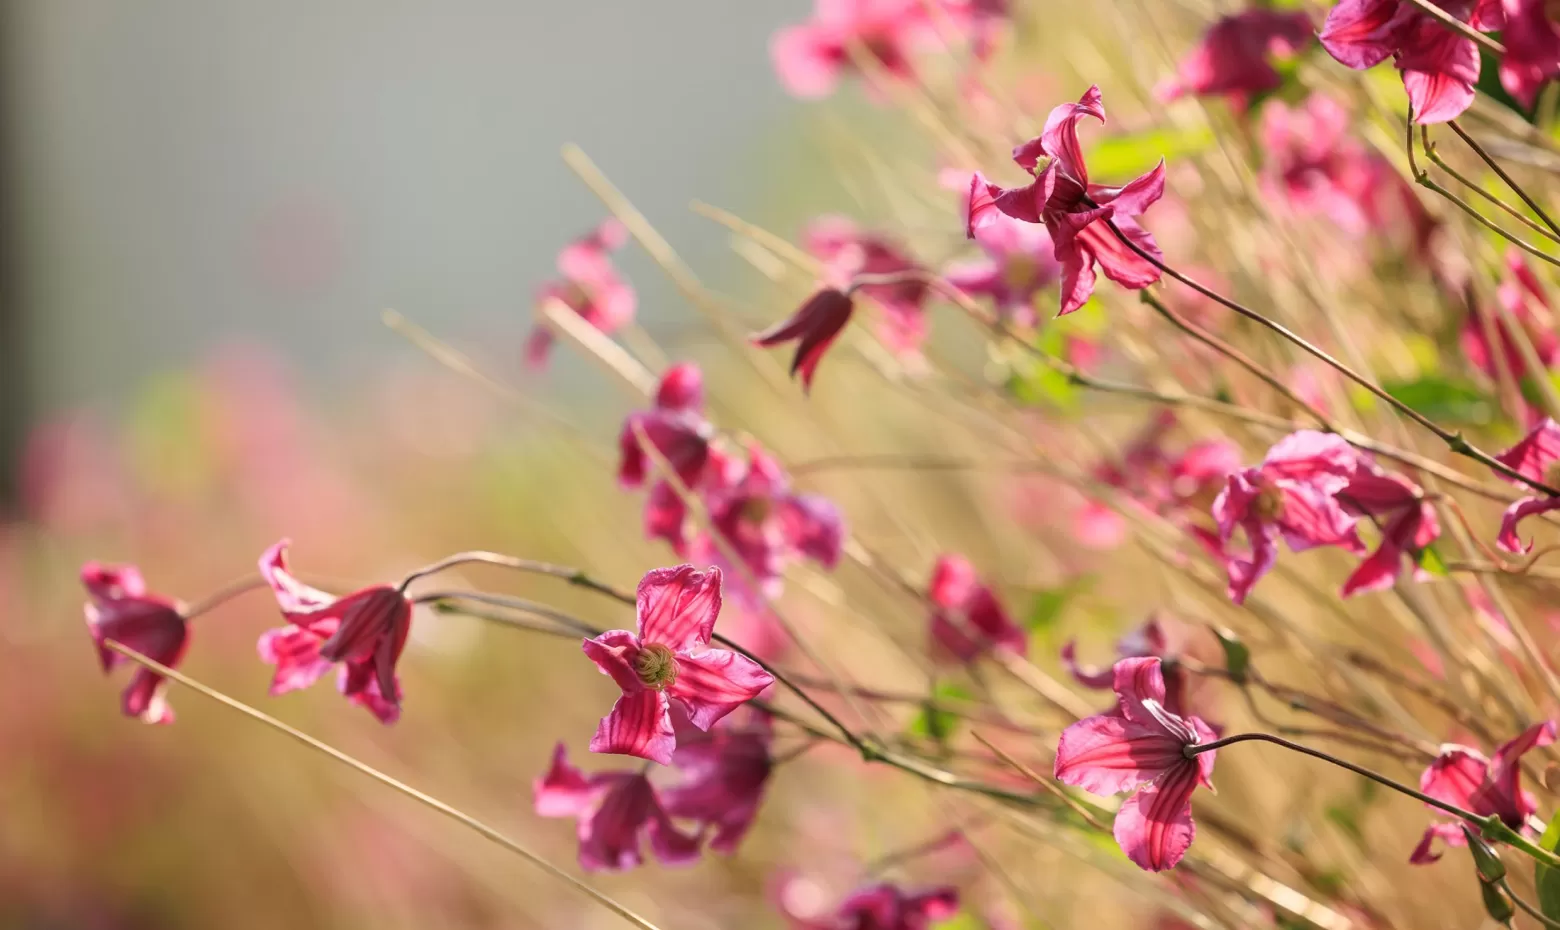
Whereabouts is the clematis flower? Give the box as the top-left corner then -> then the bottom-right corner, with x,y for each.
770,0 -> 932,99
1054,657 -> 1217,871
945,204 -> 1060,329
1410,721 -> 1557,863
1077,413 -> 1240,550
1062,614 -> 1189,715
1336,464 -> 1442,597
1462,248 -> 1560,391
779,879 -> 960,930
806,216 -> 930,355
693,443 -> 846,603
526,218 -> 636,367
925,554 -> 1026,663
967,86 -> 1165,315
582,565 -> 774,765
1212,431 -> 1365,604
1155,7 -> 1315,107
754,288 -> 857,391
256,539 -> 413,724
532,743 -> 701,872
1318,0 -> 1499,124
1494,0 -> 1560,107
619,363 -> 716,545
661,710 -> 774,853
82,562 -> 189,724
1492,418 -> 1560,551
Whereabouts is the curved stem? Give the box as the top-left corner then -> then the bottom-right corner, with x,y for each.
398,551 -> 635,602
180,575 -> 269,621
1502,877 -> 1560,929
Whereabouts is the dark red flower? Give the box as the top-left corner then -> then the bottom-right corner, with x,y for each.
926,553 -> 1026,662
1077,413 -> 1240,549
1493,0 -> 1560,107
82,562 -> 189,724
1156,7 -> 1315,107
620,363 -> 716,546
946,201 -> 1059,329
661,710 -> 774,854
533,743 -> 701,872
527,218 -> 636,367
967,86 -> 1165,314
806,215 -> 930,354
778,878 -> 960,930
1410,721 -> 1556,862
754,288 -> 857,391
256,539 -> 413,724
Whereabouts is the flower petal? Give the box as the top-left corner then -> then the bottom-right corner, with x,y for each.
583,630 -> 646,693
1497,495 -> 1560,553
1054,713 -> 1189,796
1040,85 -> 1106,186
1419,744 -> 1490,810
1114,763 -> 1200,871
533,742 -> 604,818
1319,0 -> 1410,69
590,690 -> 676,765
257,623 -> 334,695
637,564 -> 723,651
1060,640 -> 1117,690
257,539 -> 335,617
1494,418 -> 1560,484
669,648 -> 775,730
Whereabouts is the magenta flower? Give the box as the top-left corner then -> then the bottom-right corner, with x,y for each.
770,0 -> 931,99
256,539 -> 412,724
1054,657 -> 1217,871
1462,248 -> 1559,391
1492,418 -> 1560,551
1062,615 -> 1189,715
1077,412 -> 1240,549
582,565 -> 773,765
780,880 -> 960,930
1319,0 -> 1499,124
1491,0 -> 1560,107
1336,464 -> 1442,597
1410,721 -> 1557,863
82,562 -> 189,724
1155,8 -> 1315,107
526,218 -> 636,367
806,216 -> 930,354
754,288 -> 857,391
619,363 -> 715,546
1212,431 -> 1365,604
926,553 -> 1026,663
945,202 -> 1059,329
533,743 -> 701,872
967,86 -> 1165,315
661,710 -> 774,853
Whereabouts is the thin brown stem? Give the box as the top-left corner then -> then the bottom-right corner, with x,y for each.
1450,119 -> 1560,241
180,575 -> 268,621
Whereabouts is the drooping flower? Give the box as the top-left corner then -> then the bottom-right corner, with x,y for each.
1410,721 -> 1557,863
1212,431 -> 1365,604
1062,614 -> 1189,715
1336,464 -> 1442,597
82,562 -> 189,724
945,203 -> 1060,329
1491,418 -> 1560,551
967,85 -> 1166,314
527,218 -> 636,367
532,743 -> 702,872
770,0 -> 932,99
778,878 -> 960,930
806,216 -> 930,355
661,710 -> 774,854
1054,657 -> 1217,871
1155,7 -> 1315,107
1492,0 -> 1560,107
754,288 -> 857,391
619,363 -> 716,546
926,553 -> 1026,662
1318,0 -> 1498,124
256,539 -> 413,724
1461,248 -> 1560,392
582,565 -> 774,765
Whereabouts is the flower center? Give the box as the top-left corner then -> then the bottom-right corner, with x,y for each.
634,642 -> 678,690
1254,483 -> 1286,522
739,496 -> 773,524
1002,255 -> 1037,293
1544,461 -> 1560,489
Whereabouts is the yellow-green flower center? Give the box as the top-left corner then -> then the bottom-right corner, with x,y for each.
1254,484 -> 1285,522
634,642 -> 678,690
1545,461 -> 1560,489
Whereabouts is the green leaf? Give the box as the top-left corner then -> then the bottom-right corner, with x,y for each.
906,682 -> 974,748
1025,577 -> 1091,632
1415,544 -> 1449,577
1086,127 -> 1213,179
1534,810 -> 1560,920
1211,626 -> 1250,684
1382,375 -> 1494,426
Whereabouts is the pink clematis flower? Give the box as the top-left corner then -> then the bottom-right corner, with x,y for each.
693,443 -> 846,603
1319,0 -> 1500,124
582,565 -> 774,765
771,0 -> 932,99
256,539 -> 413,724
967,86 -> 1166,315
806,216 -> 930,354
82,562 -> 189,724
1492,418 -> 1560,551
619,363 -> 716,546
527,218 -> 636,367
1462,248 -> 1560,392
1155,8 -> 1315,107
1212,431 -> 1365,604
1410,721 -> 1557,863
754,288 -> 857,391
533,743 -> 701,872
1492,0 -> 1560,107
926,554 -> 1026,663
945,202 -> 1060,329
1062,614 -> 1189,715
1054,657 -> 1217,871
1336,464 -> 1442,597
780,879 -> 960,930
661,710 -> 774,854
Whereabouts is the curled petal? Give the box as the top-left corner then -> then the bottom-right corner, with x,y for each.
753,288 -> 856,391
669,648 -> 775,730
1319,0 -> 1410,70
1060,640 -> 1117,690
1483,720 -> 1558,822
1497,496 -> 1560,553
534,743 -> 603,818
1102,160 -> 1166,217
590,690 -> 676,765
1114,764 -> 1200,871
1409,821 -> 1468,864
1040,85 -> 1106,185
258,539 -> 334,616
637,564 -> 723,651
80,562 -> 147,601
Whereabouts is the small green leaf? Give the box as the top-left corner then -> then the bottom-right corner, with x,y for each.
1211,626 -> 1251,684
906,682 -> 974,748
1534,810 -> 1560,920
1415,544 -> 1449,577
1382,375 -> 1494,426
1086,127 -> 1213,179
1025,578 -> 1091,632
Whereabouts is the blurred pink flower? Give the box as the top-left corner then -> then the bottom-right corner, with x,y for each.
619,363 -> 716,546
926,553 -> 1026,662
256,539 -> 411,724
1155,7 -> 1314,107
770,0 -> 931,98
1319,0 -> 1497,124
778,878 -> 960,930
82,562 -> 188,725
1336,464 -> 1441,597
1411,721 -> 1556,862
661,710 -> 774,853
1461,248 -> 1559,388
583,565 -> 772,765
946,199 -> 1060,329
1492,418 -> 1560,551
967,85 -> 1165,314
1062,614 -> 1189,715
533,743 -> 701,872
806,216 -> 930,355
1054,657 -> 1217,871
1492,0 -> 1560,106
527,218 -> 636,367
1078,413 -> 1240,550
1212,431 -> 1364,604
754,288 -> 858,391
